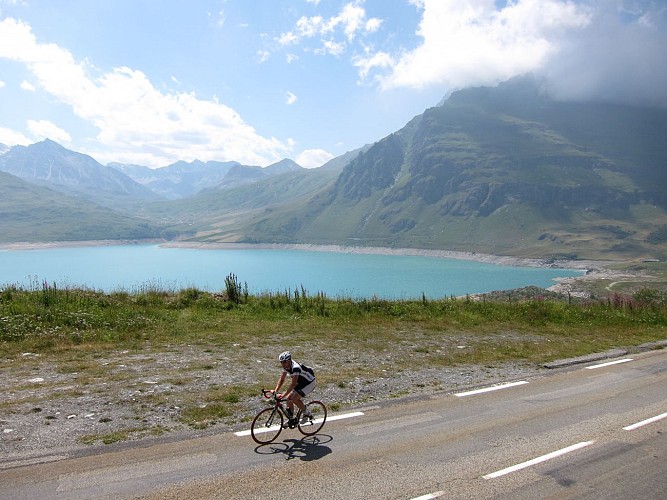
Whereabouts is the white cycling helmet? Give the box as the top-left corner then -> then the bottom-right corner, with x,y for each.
278,351 -> 292,362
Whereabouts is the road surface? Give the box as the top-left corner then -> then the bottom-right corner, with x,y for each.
1,350 -> 665,499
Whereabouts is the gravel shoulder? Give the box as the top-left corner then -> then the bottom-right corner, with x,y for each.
0,347 -> 549,461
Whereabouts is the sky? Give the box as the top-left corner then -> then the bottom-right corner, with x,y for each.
0,1 -> 665,169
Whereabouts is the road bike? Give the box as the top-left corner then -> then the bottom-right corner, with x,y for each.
250,389 -> 327,445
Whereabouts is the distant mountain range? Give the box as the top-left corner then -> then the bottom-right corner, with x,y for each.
1,76 -> 666,260
109,157 -> 303,200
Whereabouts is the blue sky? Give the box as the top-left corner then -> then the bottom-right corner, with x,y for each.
0,1 -> 665,168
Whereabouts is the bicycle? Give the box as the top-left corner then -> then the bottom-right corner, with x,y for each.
250,389 -> 327,445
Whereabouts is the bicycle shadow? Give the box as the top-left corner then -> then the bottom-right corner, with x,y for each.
255,434 -> 333,461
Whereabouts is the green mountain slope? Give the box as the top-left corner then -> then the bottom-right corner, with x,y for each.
0,171 -> 163,243
141,167 -> 341,242
227,77 -> 667,260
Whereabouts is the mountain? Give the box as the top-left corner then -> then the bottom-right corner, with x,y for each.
142,165 -> 342,240
318,145 -> 371,171
0,170 -> 164,243
220,77 -> 667,260
0,143 -> 8,155
110,159 -> 240,199
0,139 -> 160,210
208,158 -> 303,190
110,158 -> 303,199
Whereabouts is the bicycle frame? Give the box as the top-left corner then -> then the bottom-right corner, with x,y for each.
263,390 -> 296,427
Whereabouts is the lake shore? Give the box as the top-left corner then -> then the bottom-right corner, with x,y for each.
160,241 -> 610,270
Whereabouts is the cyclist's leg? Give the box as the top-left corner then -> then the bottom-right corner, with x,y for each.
288,391 -> 305,413
294,380 -> 316,415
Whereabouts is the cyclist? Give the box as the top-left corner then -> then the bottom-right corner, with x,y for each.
272,351 -> 315,425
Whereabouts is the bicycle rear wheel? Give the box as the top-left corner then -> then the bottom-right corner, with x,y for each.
298,400 -> 327,436
251,407 -> 283,444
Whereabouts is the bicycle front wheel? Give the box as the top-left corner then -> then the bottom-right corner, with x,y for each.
298,400 -> 327,436
251,407 -> 283,444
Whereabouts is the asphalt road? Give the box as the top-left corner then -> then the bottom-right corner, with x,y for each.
1,350 -> 665,499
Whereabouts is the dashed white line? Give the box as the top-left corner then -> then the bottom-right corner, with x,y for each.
410,491 -> 444,500
234,411 -> 364,437
483,441 -> 594,479
623,411 -> 667,431
586,358 -> 633,369
455,380 -> 528,397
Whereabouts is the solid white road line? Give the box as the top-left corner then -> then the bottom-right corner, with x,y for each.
455,380 -> 528,397
234,411 -> 365,437
482,441 -> 594,479
586,358 -> 633,369
624,411 -> 667,431
410,491 -> 445,500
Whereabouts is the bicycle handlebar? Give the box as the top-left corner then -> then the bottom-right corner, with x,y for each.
261,389 -> 284,402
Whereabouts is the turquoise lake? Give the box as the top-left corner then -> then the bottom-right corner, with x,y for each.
0,244 -> 582,299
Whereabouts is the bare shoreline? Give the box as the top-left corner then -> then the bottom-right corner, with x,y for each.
0,238 -> 613,270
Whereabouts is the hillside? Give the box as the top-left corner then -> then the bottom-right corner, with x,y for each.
223,77 -> 667,261
141,166 -> 342,241
110,158 -> 303,200
0,171 -> 164,243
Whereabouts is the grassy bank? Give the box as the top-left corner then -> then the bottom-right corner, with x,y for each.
1,277 -> 666,439
2,277 -> 666,361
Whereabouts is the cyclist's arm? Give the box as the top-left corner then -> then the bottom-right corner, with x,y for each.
274,371 -> 287,393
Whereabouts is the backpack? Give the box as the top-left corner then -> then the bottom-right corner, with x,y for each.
301,363 -> 315,377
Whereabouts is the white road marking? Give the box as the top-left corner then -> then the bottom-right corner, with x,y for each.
410,491 -> 445,500
455,380 -> 528,397
235,411 -> 364,437
482,441 -> 594,479
624,411 -> 667,431
586,358 -> 633,369
0,454 -> 68,470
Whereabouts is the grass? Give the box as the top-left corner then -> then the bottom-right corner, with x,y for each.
1,285 -> 665,382
1,279 -> 666,360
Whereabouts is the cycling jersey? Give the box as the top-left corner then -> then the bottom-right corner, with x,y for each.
283,360 -> 315,383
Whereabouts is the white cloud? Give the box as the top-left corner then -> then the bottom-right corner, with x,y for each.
296,148 -> 334,168
27,119 -> 72,143
542,1 -> 667,107
0,18 -> 292,166
0,126 -> 31,146
318,39 -> 346,56
0,79 -> 5,88
216,9 -> 225,28
363,0 -> 592,91
285,91 -> 298,105
278,1 -> 382,53
355,0 -> 667,108
20,79 -> 35,91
